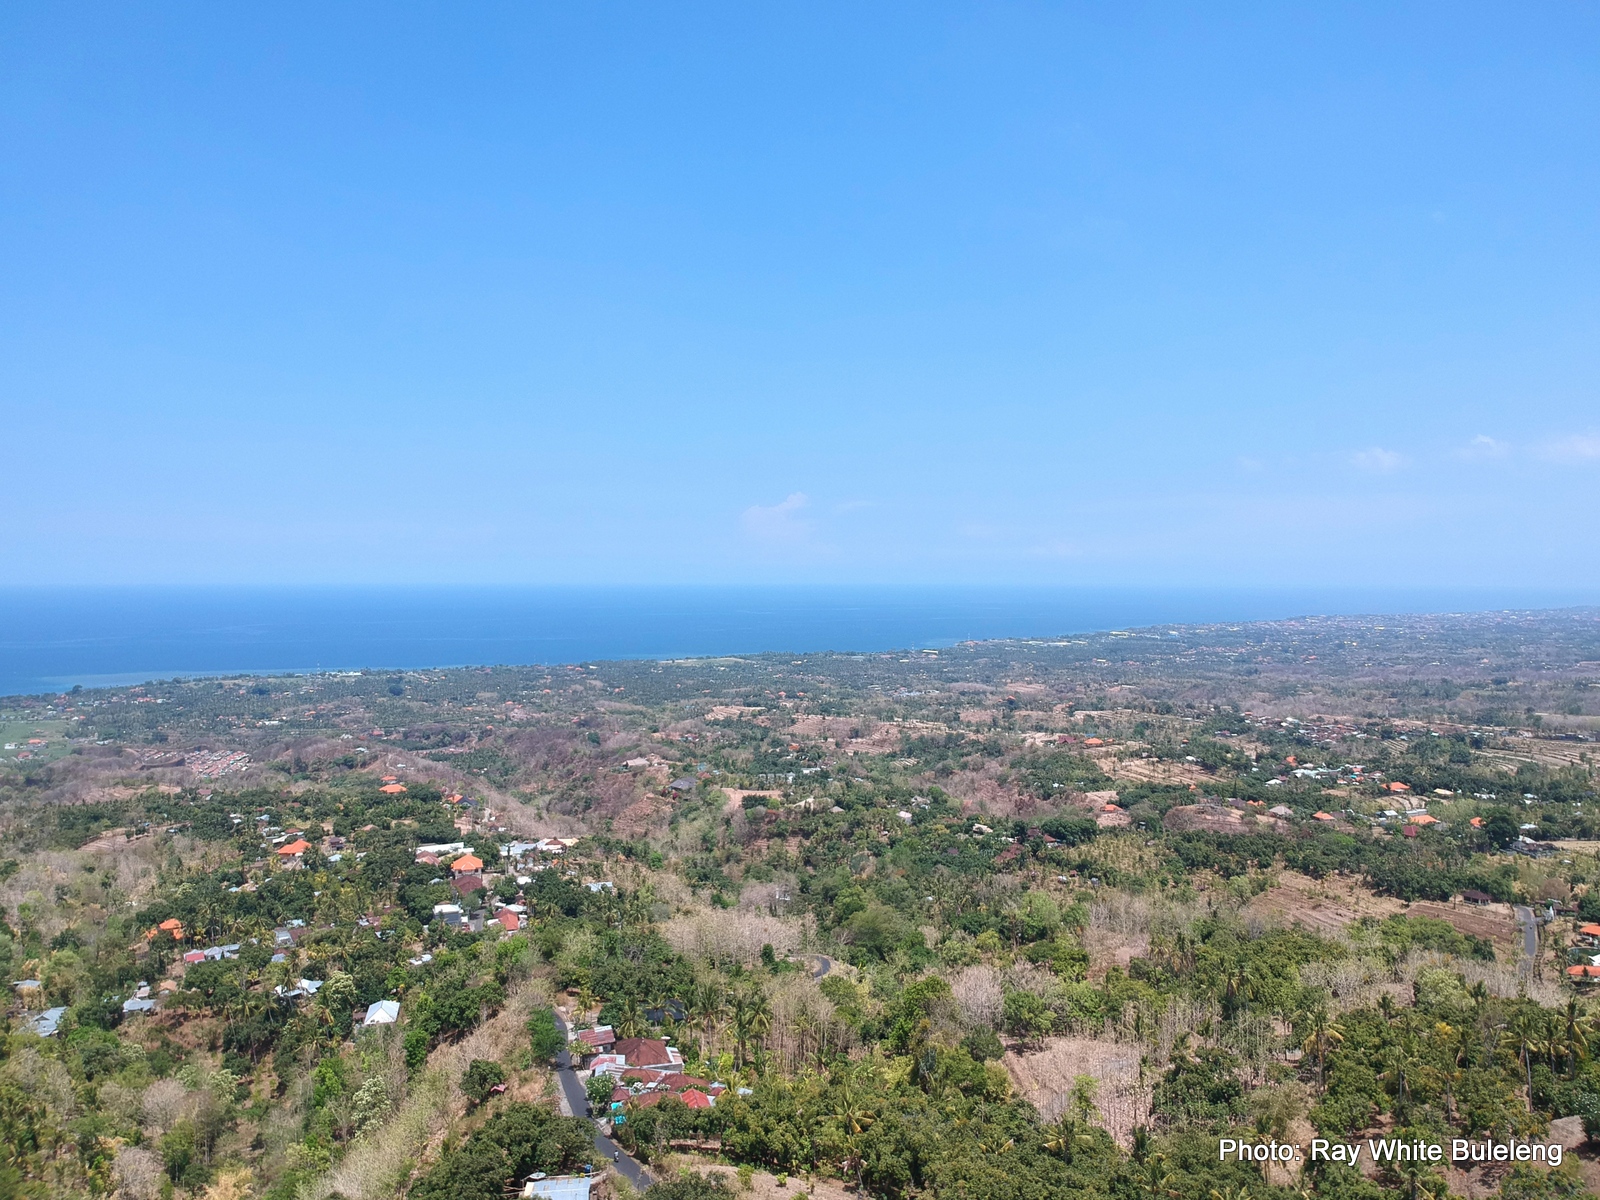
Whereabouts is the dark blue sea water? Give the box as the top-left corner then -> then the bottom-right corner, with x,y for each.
1,585 -> 1595,697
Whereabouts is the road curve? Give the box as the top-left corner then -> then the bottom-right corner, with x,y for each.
811,954 -> 832,980
552,1011 -> 653,1191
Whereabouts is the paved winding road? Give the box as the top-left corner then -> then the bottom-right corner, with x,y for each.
1515,905 -> 1538,976
811,954 -> 832,980
552,1012 -> 653,1191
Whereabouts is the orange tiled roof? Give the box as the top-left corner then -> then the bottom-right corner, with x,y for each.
277,839 -> 311,855
380,783 -> 407,794
451,853 -> 484,873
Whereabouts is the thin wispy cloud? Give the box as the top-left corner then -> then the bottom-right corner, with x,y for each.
740,492 -> 814,542
1541,433 -> 1600,463
1457,434 -> 1509,461
1351,447 -> 1406,473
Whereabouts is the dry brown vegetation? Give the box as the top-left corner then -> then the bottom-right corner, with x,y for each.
310,977 -> 559,1200
1242,870 -> 1408,938
1002,1036 -> 1150,1144
1161,803 -> 1287,835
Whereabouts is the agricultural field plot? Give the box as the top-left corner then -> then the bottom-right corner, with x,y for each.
1101,754 -> 1209,786
1476,735 -> 1597,772
1162,803 -> 1287,835
1245,872 -> 1522,954
1406,900 -> 1522,955
1244,870 -> 1409,937
0,717 -> 75,764
1003,1036 -> 1150,1143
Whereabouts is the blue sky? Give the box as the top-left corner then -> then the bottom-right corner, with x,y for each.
3,3 -> 1598,586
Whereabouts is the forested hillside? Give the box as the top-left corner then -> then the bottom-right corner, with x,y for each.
4,609 -> 1600,1200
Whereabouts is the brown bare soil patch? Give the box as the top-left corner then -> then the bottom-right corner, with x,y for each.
1550,840 -> 1600,856
1163,804 -> 1287,836
1406,900 -> 1521,954
1002,1036 -> 1149,1144
1246,873 -> 1519,952
612,794 -> 674,838
666,1161 -> 856,1200
1480,739 -> 1594,772
1244,871 -> 1406,938
1103,755 -> 1208,786
936,763 -> 1033,818
787,714 -> 877,742
1085,926 -> 1149,979
721,788 -> 783,814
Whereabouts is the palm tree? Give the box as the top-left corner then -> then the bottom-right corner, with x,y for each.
748,988 -> 773,1053
575,984 -> 599,1022
790,1008 -> 817,1074
1249,1114 -> 1276,1182
1130,1125 -> 1151,1165
731,985 -> 772,1069
688,981 -> 726,1061
1139,1155 -> 1179,1200
831,1078 -> 876,1189
1509,1011 -> 1541,1092
1223,965 -> 1261,1018
1392,1157 -> 1446,1200
616,994 -> 645,1039
1042,1114 -> 1086,1163
1560,999 -> 1589,1077
1298,1005 -> 1344,1090
1378,1039 -> 1419,1110
195,894 -> 224,945
619,889 -> 650,928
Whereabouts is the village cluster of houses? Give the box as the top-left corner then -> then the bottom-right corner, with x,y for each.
1566,923 -> 1600,984
10,824 -> 598,1039
416,837 -> 590,935
571,1024 -> 726,1114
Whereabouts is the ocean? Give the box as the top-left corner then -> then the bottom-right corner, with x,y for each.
0,585 -> 1594,697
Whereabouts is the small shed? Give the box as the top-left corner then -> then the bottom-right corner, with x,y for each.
26,1007 -> 67,1037
520,1175 -> 592,1200
362,1000 -> 401,1027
